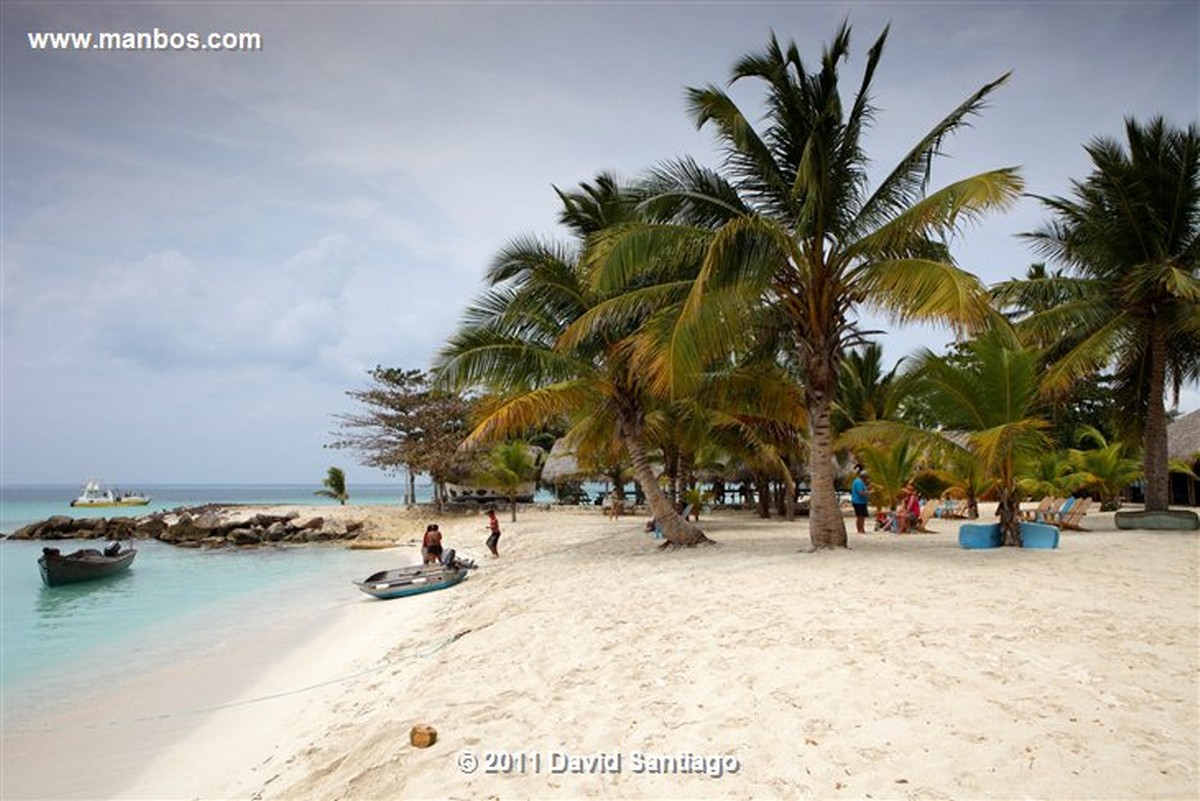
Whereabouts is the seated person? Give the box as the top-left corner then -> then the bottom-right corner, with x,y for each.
422,524 -> 443,565
899,486 -> 921,533
103,541 -> 121,557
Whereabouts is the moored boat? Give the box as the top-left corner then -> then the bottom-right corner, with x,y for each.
70,480 -> 151,508
353,563 -> 468,600
445,482 -> 535,505
38,545 -> 137,587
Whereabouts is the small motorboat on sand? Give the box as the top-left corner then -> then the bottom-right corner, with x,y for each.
38,544 -> 137,587
354,562 -> 469,600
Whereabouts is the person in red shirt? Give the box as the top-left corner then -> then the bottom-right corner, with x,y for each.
485,508 -> 501,557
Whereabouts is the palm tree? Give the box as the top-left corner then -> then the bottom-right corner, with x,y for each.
314,466 -> 348,505
591,25 -> 1022,548
833,344 -> 906,434
1018,451 -> 1074,501
435,175 -> 710,545
854,437 -> 922,515
1064,426 -> 1142,512
478,440 -> 541,522
1003,117 -> 1200,513
912,332 -> 1052,545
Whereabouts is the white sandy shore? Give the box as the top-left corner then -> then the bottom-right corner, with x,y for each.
4,504 -> 1197,800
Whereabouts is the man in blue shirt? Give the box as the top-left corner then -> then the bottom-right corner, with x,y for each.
850,465 -> 869,534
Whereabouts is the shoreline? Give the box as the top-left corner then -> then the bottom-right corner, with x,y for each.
3,504 -> 1197,800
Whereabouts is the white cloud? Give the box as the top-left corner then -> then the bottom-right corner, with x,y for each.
3,2 -> 1197,482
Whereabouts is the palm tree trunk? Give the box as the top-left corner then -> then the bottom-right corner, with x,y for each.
1143,328 -> 1170,512
623,433 -> 710,546
755,473 -> 771,518
771,452 -> 797,521
808,388 -> 847,549
997,486 -> 1021,546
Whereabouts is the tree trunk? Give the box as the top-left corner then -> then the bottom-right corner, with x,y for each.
997,486 -> 1021,546
509,495 -> 518,523
1143,327 -> 1170,512
403,465 -> 417,507
755,473 -> 771,518
808,388 -> 847,548
781,461 -> 796,522
624,433 -> 710,546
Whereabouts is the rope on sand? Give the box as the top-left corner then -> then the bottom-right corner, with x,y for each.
14,628 -> 477,734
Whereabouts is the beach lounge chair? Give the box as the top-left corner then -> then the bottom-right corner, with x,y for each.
914,501 -> 938,532
1058,497 -> 1092,530
1042,497 -> 1076,524
935,498 -> 968,519
1020,497 -> 1057,522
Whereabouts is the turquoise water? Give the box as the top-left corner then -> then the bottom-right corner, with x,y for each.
0,484 -> 435,730
0,537 -> 399,729
0,480 -> 587,729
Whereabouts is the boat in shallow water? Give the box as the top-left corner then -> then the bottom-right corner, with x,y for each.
353,563 -> 468,600
70,480 -> 150,508
38,545 -> 137,587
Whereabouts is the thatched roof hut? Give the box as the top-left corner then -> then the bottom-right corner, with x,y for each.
1167,408 -> 1200,506
1167,408 -> 1200,460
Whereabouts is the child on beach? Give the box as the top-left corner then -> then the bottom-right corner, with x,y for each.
485,508 -> 501,557
422,524 -> 443,564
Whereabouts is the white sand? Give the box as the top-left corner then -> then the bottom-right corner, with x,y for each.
4,504 -> 1197,800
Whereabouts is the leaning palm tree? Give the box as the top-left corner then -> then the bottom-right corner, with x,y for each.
435,175 -> 710,545
999,117 -> 1200,513
314,466 -> 349,505
589,24 -> 1022,548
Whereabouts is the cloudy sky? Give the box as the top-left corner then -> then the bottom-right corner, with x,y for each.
2,2 -> 1197,485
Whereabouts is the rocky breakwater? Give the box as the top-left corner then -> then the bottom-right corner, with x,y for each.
7,508 -> 366,548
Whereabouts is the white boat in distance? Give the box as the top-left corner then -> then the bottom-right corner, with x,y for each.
70,480 -> 151,508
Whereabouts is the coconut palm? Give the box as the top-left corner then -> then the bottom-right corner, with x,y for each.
435,175 -> 711,545
588,25 -> 1022,548
478,441 -> 541,522
912,331 -> 1053,545
833,344 -> 908,434
1064,426 -> 1142,512
314,466 -> 348,505
1018,451 -> 1074,501
855,437 -> 923,515
1001,117 -> 1200,513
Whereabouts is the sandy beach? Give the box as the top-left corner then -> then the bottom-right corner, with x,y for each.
3,503 -> 1197,800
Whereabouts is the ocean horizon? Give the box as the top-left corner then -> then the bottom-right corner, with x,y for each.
0,481 -> 425,537
0,480 -> 605,537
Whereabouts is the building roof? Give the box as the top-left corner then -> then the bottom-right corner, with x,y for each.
1167,408 -> 1200,459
